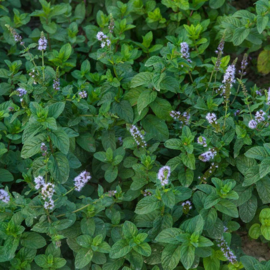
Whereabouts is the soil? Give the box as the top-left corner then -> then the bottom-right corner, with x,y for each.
241,235 -> 270,261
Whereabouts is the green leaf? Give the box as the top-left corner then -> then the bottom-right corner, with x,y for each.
49,152 -> 70,184
258,50 -> 270,75
203,254 -> 220,270
215,200 -> 238,218
131,72 -> 153,88
135,196 -> 162,215
75,248 -> 93,268
109,239 -> 132,259
0,169 -> 14,182
150,97 -> 172,121
161,244 -> 181,270
162,190 -> 175,209
209,0 -> 225,9
178,167 -> 194,187
243,165 -> 261,186
249,223 -> 261,239
123,221 -> 138,239
112,100 -> 133,123
256,178 -> 270,204
50,128 -> 69,155
155,228 -> 182,244
59,43 -> 72,62
245,146 -> 269,160
240,256 -> 260,270
142,115 -> 169,142
239,195 -> 257,223
21,232 -> 46,249
105,166 -> 118,183
180,244 -> 195,270
77,133 -> 96,152
21,133 -> 46,159
180,152 -> 195,170
137,90 -> 157,115
233,27 -> 250,46
257,15 -> 269,34
48,102 -> 65,118
165,139 -> 182,150
133,242 -> 151,257
76,235 -> 93,248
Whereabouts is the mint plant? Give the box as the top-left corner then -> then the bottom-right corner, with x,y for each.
0,0 -> 270,269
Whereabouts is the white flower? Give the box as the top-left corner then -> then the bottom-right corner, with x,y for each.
248,119 -> 257,129
157,166 -> 171,186
0,189 -> 10,203
96,31 -> 106,41
255,110 -> 266,123
108,190 -> 117,197
44,198 -> 54,210
199,148 -> 217,162
182,200 -> 192,210
130,125 -> 147,148
206,112 -> 217,124
197,136 -> 207,147
180,42 -> 192,63
38,36 -> 47,51
222,65 -> 236,86
53,79 -> 60,91
17,88 -> 27,97
74,171 -> 91,191
34,175 -> 45,190
78,91 -> 87,98
41,182 -> 55,200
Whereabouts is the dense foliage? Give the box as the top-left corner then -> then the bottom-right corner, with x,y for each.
1,0 -> 270,269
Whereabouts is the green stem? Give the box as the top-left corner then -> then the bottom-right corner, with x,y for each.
42,50 -> 45,81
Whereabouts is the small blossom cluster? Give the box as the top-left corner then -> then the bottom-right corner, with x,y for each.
182,201 -> 192,209
130,125 -> 147,148
6,25 -> 22,43
53,79 -> 60,91
255,110 -> 266,123
96,31 -> 111,48
41,143 -> 48,156
41,183 -> 55,209
224,226 -> 229,232
248,119 -> 257,129
215,37 -> 225,71
267,88 -> 270,105
34,176 -> 55,210
108,190 -> 117,197
17,88 -> 27,97
197,136 -> 207,147
108,15 -> 114,33
157,166 -> 171,186
234,109 -> 240,116
218,65 -> 236,96
248,110 -> 266,129
198,162 -> 219,183
239,54 -> 248,76
143,190 -> 152,197
0,189 -> 10,203
256,89 -> 263,96
78,91 -> 87,99
206,112 -> 217,125
170,111 -> 190,125
180,42 -> 192,64
216,237 -> 237,264
199,148 -> 217,162
29,69 -> 38,84
38,36 -> 47,51
74,171 -> 91,191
